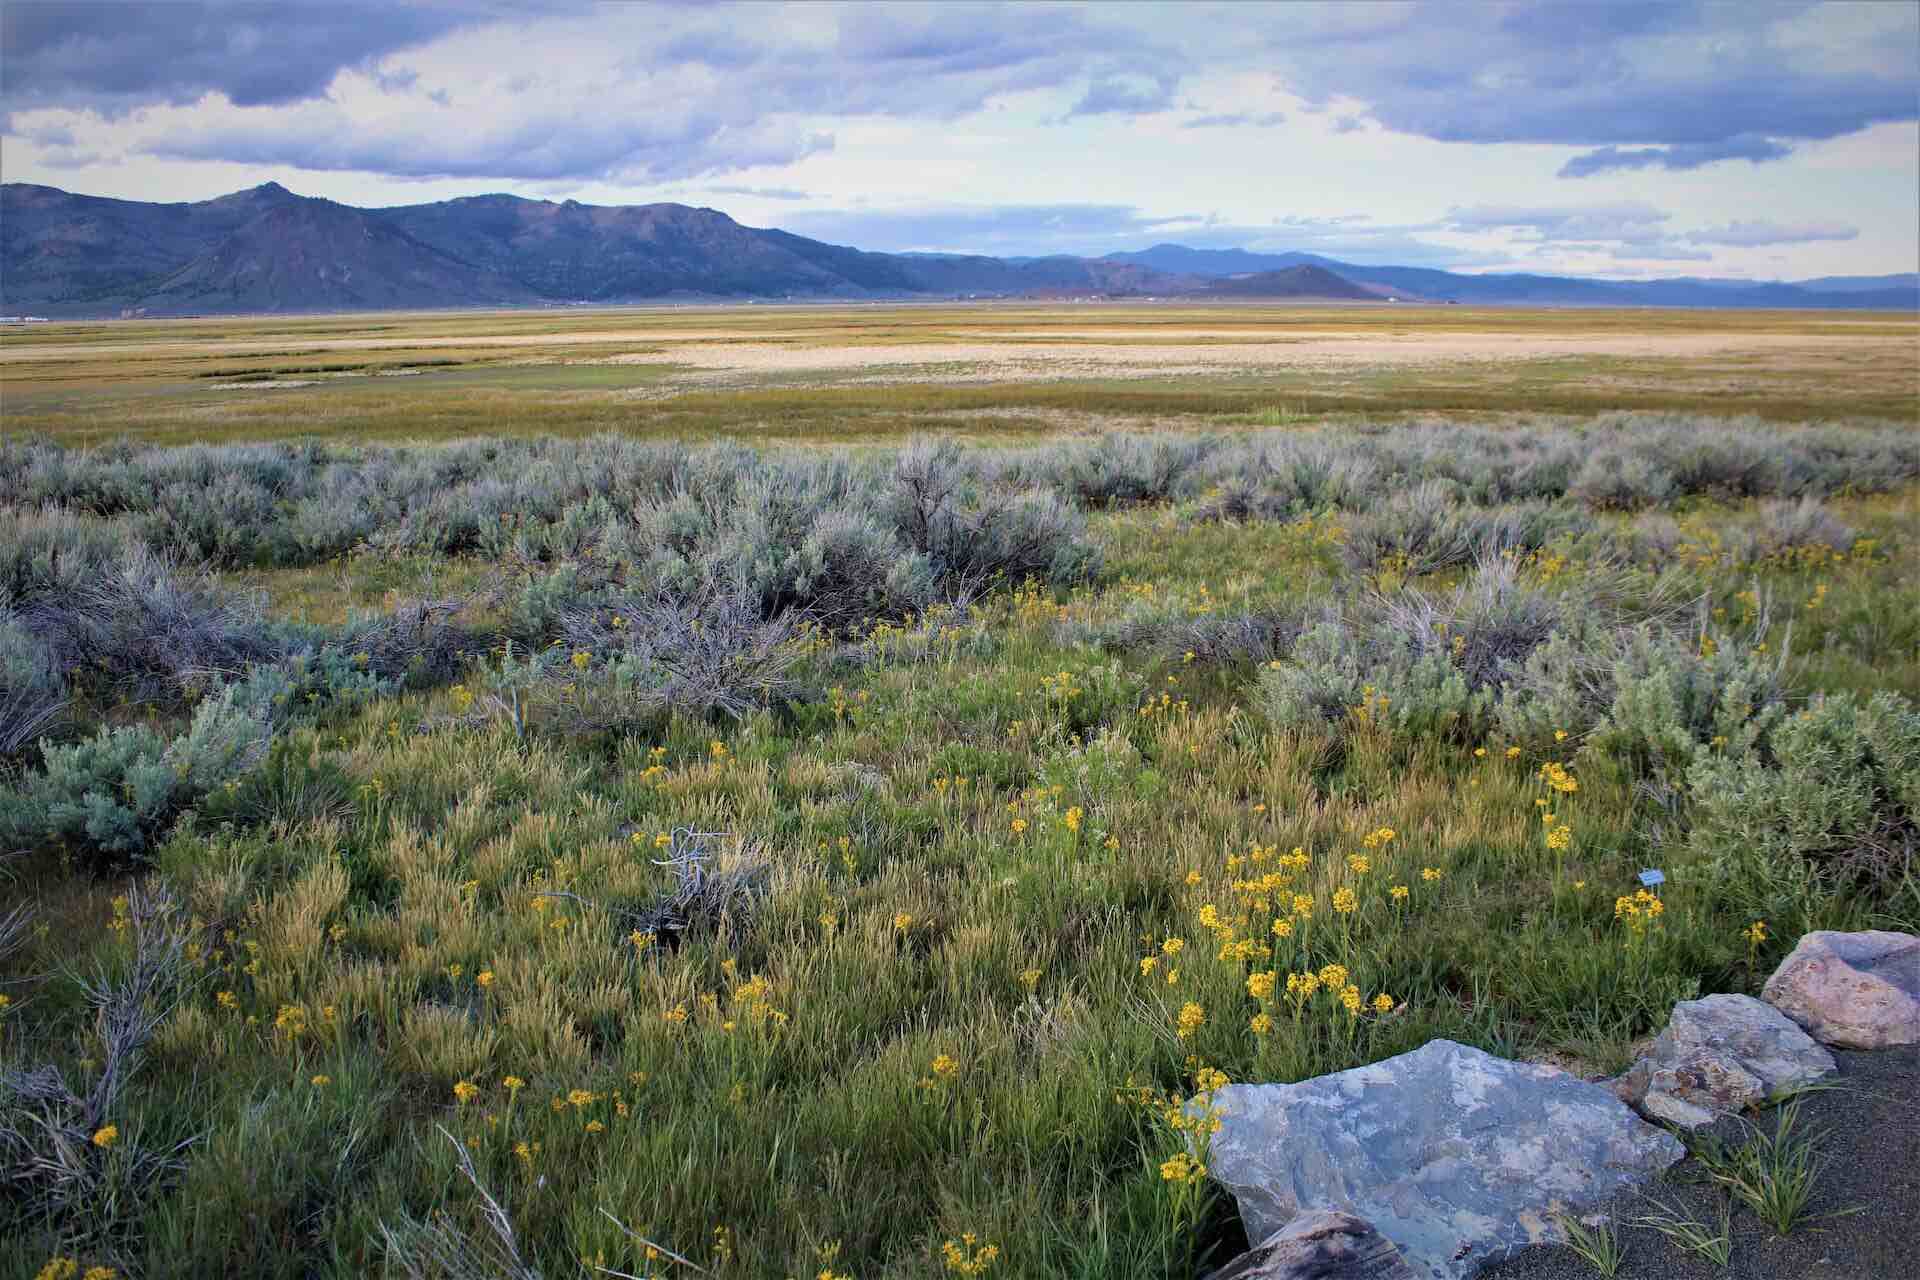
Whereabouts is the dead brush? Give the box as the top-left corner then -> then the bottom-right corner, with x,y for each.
551,585 -> 805,726
0,883 -> 199,1251
524,827 -> 771,953
606,827 -> 771,949
379,1127 -> 541,1280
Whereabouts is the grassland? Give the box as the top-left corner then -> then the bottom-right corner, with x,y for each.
2,304 -> 1918,1280
4,303 -> 1916,446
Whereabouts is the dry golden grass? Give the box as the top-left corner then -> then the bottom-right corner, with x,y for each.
5,302 -> 1913,445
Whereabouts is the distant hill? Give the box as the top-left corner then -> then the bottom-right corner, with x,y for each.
1195,265 -> 1378,300
1793,273 -> 1919,294
1102,242 -> 1917,310
3,183 -> 1912,316
142,195 -> 539,312
1102,244 -> 1323,278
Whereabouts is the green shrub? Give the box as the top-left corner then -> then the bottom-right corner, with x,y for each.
1,683 -> 270,861
1257,618 -> 1493,742
1690,691 -> 1920,918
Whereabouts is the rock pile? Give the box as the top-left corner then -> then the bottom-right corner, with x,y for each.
1199,929 -> 1920,1279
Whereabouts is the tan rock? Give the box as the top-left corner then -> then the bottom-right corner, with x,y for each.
1762,930 -> 1920,1049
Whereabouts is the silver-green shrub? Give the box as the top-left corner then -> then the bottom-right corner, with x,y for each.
1,681 -> 270,860
1690,691 -> 1920,916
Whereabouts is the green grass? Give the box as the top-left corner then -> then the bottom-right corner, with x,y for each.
0,335 -> 1912,1274
1688,1096 -> 1860,1236
3,419 -> 1917,1276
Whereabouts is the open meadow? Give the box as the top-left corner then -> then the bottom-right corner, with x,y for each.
3,303 -> 1919,1279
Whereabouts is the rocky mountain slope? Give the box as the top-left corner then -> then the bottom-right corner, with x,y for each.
4,182 -> 1912,315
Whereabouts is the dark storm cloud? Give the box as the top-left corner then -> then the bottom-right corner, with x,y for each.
65,3 -> 1182,182
1270,0 -> 1917,171
1558,135 -> 1795,177
9,1 -> 1913,187
0,1 -> 526,112
145,109 -> 837,184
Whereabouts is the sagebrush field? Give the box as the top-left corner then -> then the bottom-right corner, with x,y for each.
2,304 -> 1918,1280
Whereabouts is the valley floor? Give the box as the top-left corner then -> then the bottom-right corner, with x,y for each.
1,309 -> 1917,1278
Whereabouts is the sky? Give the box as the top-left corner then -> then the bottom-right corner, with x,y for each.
4,1 -> 1917,280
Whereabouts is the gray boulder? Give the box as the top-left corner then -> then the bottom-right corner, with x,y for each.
1762,930 -> 1920,1049
1208,1210 -> 1417,1280
1203,1039 -> 1683,1280
1613,993 -> 1836,1128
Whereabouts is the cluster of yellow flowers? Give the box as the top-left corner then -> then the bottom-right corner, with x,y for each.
941,1234 -> 1000,1275
1614,888 -> 1666,936
1537,761 -> 1579,794
33,1260 -> 115,1280
1175,1002 -> 1206,1040
1136,691 -> 1193,720
1160,1151 -> 1205,1183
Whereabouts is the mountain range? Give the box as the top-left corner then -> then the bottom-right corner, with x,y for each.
4,182 -> 1915,317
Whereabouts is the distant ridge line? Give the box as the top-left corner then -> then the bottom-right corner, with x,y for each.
3,182 -> 1914,316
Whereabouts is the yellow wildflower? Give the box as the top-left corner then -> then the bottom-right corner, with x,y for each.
1176,1002 -> 1205,1039
91,1125 -> 119,1149
1160,1152 -> 1203,1182
453,1081 -> 480,1105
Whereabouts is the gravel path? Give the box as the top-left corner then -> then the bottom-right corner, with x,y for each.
1482,1045 -> 1920,1280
